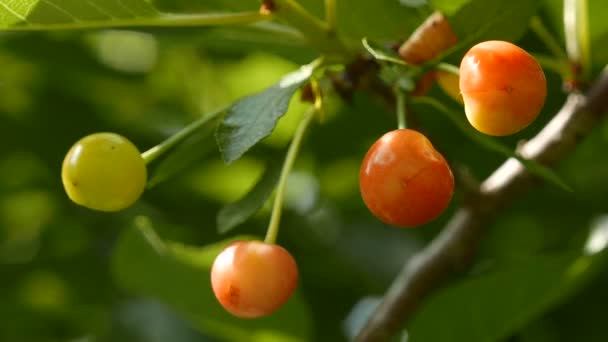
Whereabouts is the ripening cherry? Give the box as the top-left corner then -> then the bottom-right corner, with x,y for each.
62,132 -> 147,212
211,240 -> 298,318
436,70 -> 463,104
459,40 -> 547,136
359,129 -> 454,227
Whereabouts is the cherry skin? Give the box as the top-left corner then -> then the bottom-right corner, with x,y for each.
459,40 -> 547,136
359,129 -> 454,227
62,132 -> 147,212
211,240 -> 298,318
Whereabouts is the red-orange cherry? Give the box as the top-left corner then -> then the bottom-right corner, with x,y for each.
359,129 -> 454,227
459,40 -> 547,136
211,240 -> 298,318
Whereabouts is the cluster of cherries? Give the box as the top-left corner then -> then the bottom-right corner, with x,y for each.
361,40 -> 547,228
61,40 -> 546,318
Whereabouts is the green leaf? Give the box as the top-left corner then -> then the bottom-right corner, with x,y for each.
331,0 -> 422,42
431,0 -> 470,15
217,158 -> 282,234
0,1 -> 266,31
446,0 -> 540,58
0,0 -> 158,29
543,0 -> 608,68
412,97 -> 572,192
146,117 -> 220,189
451,0 -> 540,41
216,60 -> 319,164
398,0 -> 429,9
111,218 -> 313,342
406,250 -> 606,342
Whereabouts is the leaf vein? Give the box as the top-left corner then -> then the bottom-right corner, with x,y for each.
41,0 -> 79,21
84,0 -> 113,19
116,0 -> 137,17
0,1 -> 27,22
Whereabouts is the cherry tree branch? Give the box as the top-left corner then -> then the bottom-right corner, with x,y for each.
355,66 -> 608,342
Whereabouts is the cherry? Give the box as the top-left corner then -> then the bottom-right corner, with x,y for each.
62,132 -> 147,212
459,40 -> 547,136
359,129 -> 454,227
211,240 -> 298,318
436,70 -> 463,104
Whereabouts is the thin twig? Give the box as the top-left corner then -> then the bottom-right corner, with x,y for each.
355,67 -> 608,342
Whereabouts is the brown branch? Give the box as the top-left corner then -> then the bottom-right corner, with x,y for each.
355,66 -> 608,342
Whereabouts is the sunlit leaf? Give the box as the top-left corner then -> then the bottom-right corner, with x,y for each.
0,0 -> 159,29
0,1 -> 264,31
216,60 -> 319,164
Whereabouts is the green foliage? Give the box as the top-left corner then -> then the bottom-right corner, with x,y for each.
407,248 -> 607,341
0,0 -> 159,29
217,159 -> 282,234
543,0 -> 608,67
450,0 -> 540,45
216,61 -> 318,164
332,0 -> 422,42
146,111 -> 222,188
429,0 -> 542,65
0,0 -> 607,342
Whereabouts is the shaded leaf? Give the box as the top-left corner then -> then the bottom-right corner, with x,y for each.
146,113 -> 222,188
431,0 -> 470,15
111,218 -> 312,342
398,0 -> 429,8
217,158 -> 282,234
451,0 -> 540,42
332,0 -> 421,42
216,61 -> 318,164
444,0 -> 540,60
406,248 -> 606,342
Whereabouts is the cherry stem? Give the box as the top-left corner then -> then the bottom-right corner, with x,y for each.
530,16 -> 569,60
271,0 -> 350,58
436,62 -> 460,76
564,0 -> 591,80
249,22 -> 308,44
361,37 -> 411,67
325,0 -> 337,32
395,87 -> 407,130
533,53 -> 570,76
141,106 -> 227,164
264,106 -> 317,244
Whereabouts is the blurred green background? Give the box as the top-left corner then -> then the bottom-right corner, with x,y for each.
1,0 -> 608,341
